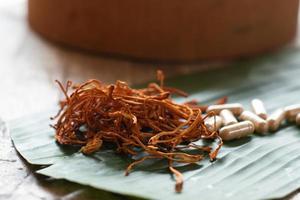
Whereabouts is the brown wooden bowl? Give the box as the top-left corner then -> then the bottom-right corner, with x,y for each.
28,0 -> 299,61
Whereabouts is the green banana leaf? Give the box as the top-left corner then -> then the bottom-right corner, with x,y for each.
10,48 -> 300,200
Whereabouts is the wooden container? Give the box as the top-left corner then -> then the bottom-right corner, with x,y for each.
28,0 -> 299,61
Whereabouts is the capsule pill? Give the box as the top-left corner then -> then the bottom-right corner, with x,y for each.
206,103 -> 244,115
251,99 -> 267,120
284,104 -> 300,121
204,115 -> 223,132
239,111 -> 268,134
220,109 -> 237,126
219,121 -> 255,141
267,108 -> 286,132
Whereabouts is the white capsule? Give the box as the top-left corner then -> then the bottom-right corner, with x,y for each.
296,113 -> 300,125
220,109 -> 237,126
267,108 -> 286,132
204,115 -> 223,132
284,104 -> 300,122
251,99 -> 267,120
219,121 -> 254,141
206,103 -> 244,116
239,111 -> 268,134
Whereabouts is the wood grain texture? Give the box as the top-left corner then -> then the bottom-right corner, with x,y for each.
28,0 -> 299,61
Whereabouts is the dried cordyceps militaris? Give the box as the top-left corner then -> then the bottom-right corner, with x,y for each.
52,71 -> 223,193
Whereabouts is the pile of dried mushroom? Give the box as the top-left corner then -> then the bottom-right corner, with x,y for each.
51,71 -> 300,193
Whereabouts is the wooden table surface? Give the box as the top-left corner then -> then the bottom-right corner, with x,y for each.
0,1 -> 299,199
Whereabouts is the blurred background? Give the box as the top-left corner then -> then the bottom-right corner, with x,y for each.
1,1 -> 300,199
0,0 -> 225,121
0,0 -> 299,120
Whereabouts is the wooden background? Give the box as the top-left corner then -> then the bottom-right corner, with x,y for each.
0,1 -> 299,199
